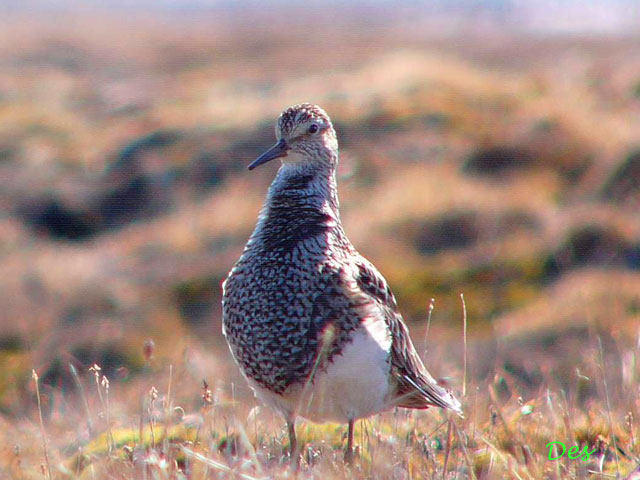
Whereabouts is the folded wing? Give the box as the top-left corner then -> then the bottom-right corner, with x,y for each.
351,258 -> 463,416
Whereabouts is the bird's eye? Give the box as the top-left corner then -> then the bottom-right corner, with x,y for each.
308,124 -> 319,134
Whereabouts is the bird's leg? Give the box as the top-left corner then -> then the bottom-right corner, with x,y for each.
344,419 -> 355,465
287,419 -> 300,468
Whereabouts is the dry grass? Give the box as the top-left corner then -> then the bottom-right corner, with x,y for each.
5,306 -> 639,479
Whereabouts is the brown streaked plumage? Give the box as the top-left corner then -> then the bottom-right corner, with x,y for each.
222,103 -> 462,465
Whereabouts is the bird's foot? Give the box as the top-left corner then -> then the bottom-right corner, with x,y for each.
344,445 -> 356,466
289,451 -> 301,471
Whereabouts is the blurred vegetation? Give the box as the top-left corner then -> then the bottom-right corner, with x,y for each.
0,9 -> 639,480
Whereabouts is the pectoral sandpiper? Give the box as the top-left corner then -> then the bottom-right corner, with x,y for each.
222,103 -> 462,464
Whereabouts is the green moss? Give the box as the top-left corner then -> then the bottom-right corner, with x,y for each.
98,424 -> 198,453
391,255 -> 547,323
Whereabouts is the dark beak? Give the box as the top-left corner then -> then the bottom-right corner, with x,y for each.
248,138 -> 290,170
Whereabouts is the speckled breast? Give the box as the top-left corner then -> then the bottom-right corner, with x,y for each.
222,239 -> 360,395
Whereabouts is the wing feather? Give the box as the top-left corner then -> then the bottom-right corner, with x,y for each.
351,258 -> 463,416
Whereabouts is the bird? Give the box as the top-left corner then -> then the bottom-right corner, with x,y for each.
222,103 -> 462,464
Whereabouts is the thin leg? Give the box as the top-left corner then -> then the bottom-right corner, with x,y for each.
287,419 -> 300,468
344,419 -> 355,465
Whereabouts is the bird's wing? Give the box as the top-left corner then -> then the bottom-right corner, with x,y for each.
350,258 -> 463,416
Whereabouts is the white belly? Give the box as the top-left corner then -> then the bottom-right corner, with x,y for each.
249,317 -> 393,423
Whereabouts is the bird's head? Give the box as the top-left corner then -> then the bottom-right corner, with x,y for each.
248,103 -> 338,171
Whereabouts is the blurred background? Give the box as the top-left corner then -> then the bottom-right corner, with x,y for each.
1,0 -> 639,468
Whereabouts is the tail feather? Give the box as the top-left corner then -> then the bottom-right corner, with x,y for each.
398,374 -> 464,417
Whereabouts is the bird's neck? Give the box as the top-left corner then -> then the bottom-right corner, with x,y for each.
249,162 -> 342,249
269,161 -> 340,216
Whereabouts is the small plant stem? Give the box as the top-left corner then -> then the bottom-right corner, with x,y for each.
160,365 -> 174,449
139,399 -> 144,447
441,416 -> 453,480
91,367 -> 114,454
103,377 -> 115,454
167,364 -> 173,411
423,298 -> 435,356
181,446 -> 260,480
32,370 -> 52,480
69,363 -> 93,436
546,389 -> 561,480
453,420 -> 477,480
598,336 -> 621,478
460,293 -> 468,398
149,386 -> 158,449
